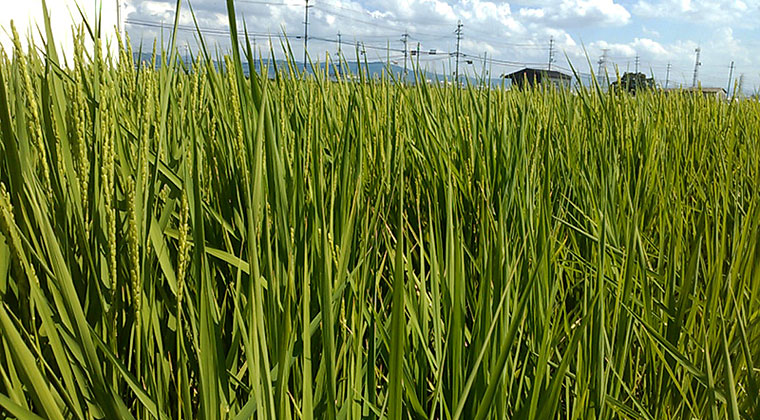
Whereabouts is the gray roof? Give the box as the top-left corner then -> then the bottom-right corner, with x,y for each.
504,68 -> 572,80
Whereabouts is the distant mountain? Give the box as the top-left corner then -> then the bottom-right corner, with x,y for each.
131,52 -> 742,93
132,52 -> 511,88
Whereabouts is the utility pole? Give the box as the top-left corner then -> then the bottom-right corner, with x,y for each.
692,47 -> 701,88
356,40 -> 360,78
303,0 -> 311,69
336,31 -> 342,75
385,38 -> 392,79
401,31 -> 409,78
548,37 -> 555,71
416,42 -> 421,78
454,20 -> 463,83
362,42 -> 367,75
665,63 -> 671,88
337,32 -> 342,58
634,54 -> 640,73
483,51 -> 488,82
727,60 -> 735,94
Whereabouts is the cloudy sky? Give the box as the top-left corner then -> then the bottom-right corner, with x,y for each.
3,1 -> 760,91
1,1 -> 119,60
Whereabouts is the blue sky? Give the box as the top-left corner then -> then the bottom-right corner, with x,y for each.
3,1 -> 760,91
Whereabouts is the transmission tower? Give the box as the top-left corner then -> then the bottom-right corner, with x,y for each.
692,47 -> 701,87
597,49 -> 609,77
548,37 -> 555,71
665,63 -> 671,88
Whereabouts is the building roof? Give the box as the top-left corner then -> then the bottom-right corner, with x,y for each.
503,68 -> 572,80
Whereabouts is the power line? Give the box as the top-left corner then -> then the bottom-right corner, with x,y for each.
131,2 -> 551,60
309,35 -> 403,54
460,52 -> 546,67
322,35 -> 553,72
125,18 -> 580,77
126,19 -> 289,40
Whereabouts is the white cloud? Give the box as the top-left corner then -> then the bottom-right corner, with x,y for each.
519,0 -> 631,27
0,0 -> 119,62
591,38 -> 666,62
587,26 -> 756,90
633,0 -> 757,25
6,1 -> 755,91
641,26 -> 659,38
139,1 -> 177,17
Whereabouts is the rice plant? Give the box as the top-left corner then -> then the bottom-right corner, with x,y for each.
0,1 -> 759,419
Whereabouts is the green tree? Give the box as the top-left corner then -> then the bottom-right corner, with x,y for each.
611,72 -> 655,94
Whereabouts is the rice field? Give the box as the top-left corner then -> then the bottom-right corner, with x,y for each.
1,4 -> 759,419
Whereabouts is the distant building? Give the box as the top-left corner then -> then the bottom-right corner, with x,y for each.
663,87 -> 727,101
503,68 -> 573,89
